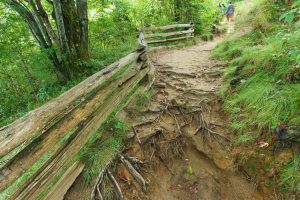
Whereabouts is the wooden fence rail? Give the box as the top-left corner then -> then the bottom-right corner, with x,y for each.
139,23 -> 194,44
0,43 -> 154,199
0,23 -> 189,200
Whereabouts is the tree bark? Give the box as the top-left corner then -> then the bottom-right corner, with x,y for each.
76,0 -> 89,60
53,0 -> 73,79
35,0 -> 60,46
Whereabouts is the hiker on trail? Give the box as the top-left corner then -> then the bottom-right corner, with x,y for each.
226,2 -> 235,22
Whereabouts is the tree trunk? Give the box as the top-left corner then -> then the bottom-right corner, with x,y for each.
6,0 -> 69,83
6,0 -> 90,83
53,0 -> 74,79
76,0 -> 89,60
35,0 -> 60,46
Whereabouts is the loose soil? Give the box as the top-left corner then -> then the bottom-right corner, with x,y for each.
66,36 -> 267,200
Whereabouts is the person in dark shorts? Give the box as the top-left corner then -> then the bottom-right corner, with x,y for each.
226,2 -> 235,22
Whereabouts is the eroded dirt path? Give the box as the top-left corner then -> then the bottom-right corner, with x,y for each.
118,38 -> 264,200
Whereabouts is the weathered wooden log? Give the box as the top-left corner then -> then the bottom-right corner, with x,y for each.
9,68 -> 150,200
119,154 -> 147,190
0,62 -> 145,192
139,24 -> 193,32
106,169 -> 125,200
147,36 -> 194,44
0,50 -> 143,158
144,29 -> 194,38
44,161 -> 84,200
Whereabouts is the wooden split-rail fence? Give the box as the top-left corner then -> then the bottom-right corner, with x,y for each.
0,23 -> 193,200
138,23 -> 194,44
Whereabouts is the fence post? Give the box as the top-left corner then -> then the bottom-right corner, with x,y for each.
137,32 -> 147,51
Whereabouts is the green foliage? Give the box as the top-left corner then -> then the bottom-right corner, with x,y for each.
132,0 -> 220,35
279,0 -> 300,24
214,0 -> 300,132
201,33 -> 214,41
214,1 -> 300,196
280,156 -> 300,196
187,165 -> 193,174
234,133 -> 254,144
136,91 -> 152,108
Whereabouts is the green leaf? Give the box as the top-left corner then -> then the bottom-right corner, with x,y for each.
292,0 -> 300,8
279,13 -> 287,21
187,165 -> 193,175
285,12 -> 295,23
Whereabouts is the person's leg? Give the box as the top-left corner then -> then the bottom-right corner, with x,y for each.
228,13 -> 233,22
230,13 -> 234,22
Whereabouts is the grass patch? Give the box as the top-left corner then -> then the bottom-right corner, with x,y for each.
280,156 -> 300,196
80,117 -> 129,184
234,133 -> 255,144
201,33 -> 214,41
136,91 -> 152,108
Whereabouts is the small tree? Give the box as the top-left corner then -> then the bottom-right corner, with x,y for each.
5,0 -> 89,83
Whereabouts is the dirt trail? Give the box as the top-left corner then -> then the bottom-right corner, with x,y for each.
65,34 -> 265,200
116,38 -> 264,200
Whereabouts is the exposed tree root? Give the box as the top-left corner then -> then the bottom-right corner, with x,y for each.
91,169 -> 105,200
107,169 -> 125,200
90,153 -> 148,200
119,154 -> 147,190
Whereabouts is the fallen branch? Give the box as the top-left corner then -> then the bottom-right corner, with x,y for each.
154,100 -> 170,122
